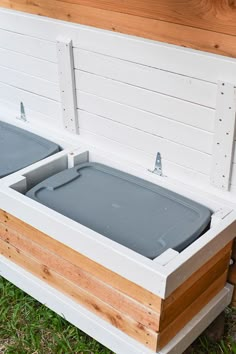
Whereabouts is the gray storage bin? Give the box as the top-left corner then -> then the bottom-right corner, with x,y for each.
26,162 -> 212,259
0,121 -> 60,177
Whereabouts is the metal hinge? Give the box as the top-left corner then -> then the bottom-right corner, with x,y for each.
17,102 -> 27,122
149,152 -> 163,176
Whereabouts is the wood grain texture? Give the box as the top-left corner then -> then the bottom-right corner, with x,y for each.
0,210 -> 161,312
157,271 -> 229,350
0,238 -> 158,350
160,243 -> 232,330
0,210 -> 232,348
57,0 -> 236,36
1,0 -> 236,57
0,222 -> 160,331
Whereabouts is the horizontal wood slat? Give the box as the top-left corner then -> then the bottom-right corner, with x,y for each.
0,210 -> 232,346
57,0 -> 236,37
1,8 -> 236,83
77,92 -> 213,154
0,65 -> 59,101
157,271 -> 228,350
0,222 -> 160,331
0,28 -> 57,62
1,0 -> 236,57
0,82 -> 61,121
160,244 -> 232,330
76,71 -> 215,133
0,238 -> 158,350
73,48 -> 217,109
78,110 -> 211,175
0,210 -> 162,312
0,47 -> 57,83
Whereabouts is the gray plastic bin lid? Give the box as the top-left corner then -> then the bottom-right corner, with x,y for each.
0,121 -> 60,177
26,163 -> 212,259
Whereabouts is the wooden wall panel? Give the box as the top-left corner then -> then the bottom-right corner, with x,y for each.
1,0 -> 236,57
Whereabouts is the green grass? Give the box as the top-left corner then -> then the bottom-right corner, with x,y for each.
0,276 -> 236,354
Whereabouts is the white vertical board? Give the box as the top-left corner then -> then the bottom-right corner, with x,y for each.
211,81 -> 236,190
57,37 -> 79,134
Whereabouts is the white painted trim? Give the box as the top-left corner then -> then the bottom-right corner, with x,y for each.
211,81 -> 236,190
0,184 -> 167,297
0,256 -> 232,354
57,37 -> 79,134
154,249 -> 179,266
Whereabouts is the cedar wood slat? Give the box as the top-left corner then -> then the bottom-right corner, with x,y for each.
0,220 -> 232,332
1,0 -> 236,57
58,0 -> 236,37
0,238 -> 158,350
156,271 -> 229,350
0,234 -> 229,350
159,248 -> 232,330
0,210 -> 162,311
0,211 -> 232,347
0,223 -> 160,331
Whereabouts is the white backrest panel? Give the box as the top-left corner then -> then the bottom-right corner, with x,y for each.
0,8 -> 235,195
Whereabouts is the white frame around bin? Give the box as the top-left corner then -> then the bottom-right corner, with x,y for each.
0,145 -> 235,299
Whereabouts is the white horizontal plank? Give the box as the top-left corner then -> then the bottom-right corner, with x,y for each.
84,129 -> 212,188
74,48 -> 217,109
0,66 -> 60,101
79,110 -> 211,174
1,9 -> 236,83
0,82 -> 61,121
0,28 -> 57,62
76,71 -> 215,131
78,92 -> 213,154
0,48 -> 58,83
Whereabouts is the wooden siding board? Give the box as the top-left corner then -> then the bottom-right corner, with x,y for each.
0,210 -> 231,350
0,47 -> 58,83
56,0 -> 236,37
0,222 -> 160,332
0,210 -> 162,312
0,238 -> 158,350
0,9 -> 236,84
0,82 -> 61,121
0,8 -> 235,193
0,28 -> 57,62
1,0 -> 236,57
160,246 -> 232,330
157,272 -> 229,350
74,48 -> 217,109
78,110 -> 211,175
